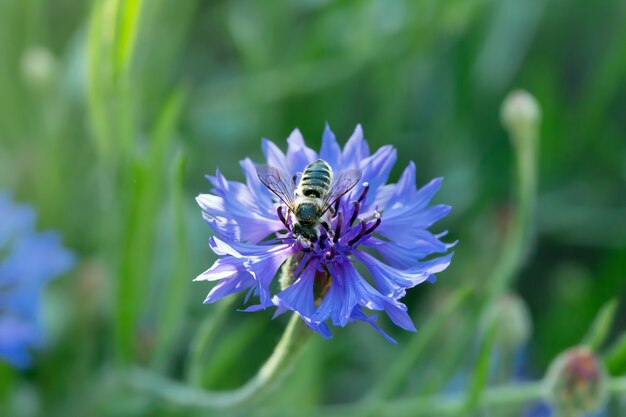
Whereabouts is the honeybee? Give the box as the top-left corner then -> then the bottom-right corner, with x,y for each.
257,159 -> 362,242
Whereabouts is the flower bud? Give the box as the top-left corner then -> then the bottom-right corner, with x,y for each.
484,292 -> 532,351
544,346 -> 608,417
278,255 -> 299,290
500,89 -> 541,140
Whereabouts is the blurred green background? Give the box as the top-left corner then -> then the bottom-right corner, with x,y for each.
0,0 -> 625,416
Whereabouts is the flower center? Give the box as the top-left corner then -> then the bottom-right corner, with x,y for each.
275,182 -> 381,260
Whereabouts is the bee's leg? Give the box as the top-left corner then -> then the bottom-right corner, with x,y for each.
321,221 -> 331,233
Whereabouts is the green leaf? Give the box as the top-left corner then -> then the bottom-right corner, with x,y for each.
606,332 -> 626,375
583,298 -> 618,351
115,88 -> 185,364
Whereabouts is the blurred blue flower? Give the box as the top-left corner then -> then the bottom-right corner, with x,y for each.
523,402 -> 607,417
196,125 -> 454,341
0,193 -> 74,368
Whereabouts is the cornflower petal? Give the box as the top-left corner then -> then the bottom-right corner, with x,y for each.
286,128 -> 318,173
272,261 -> 317,318
349,307 -> 398,344
356,145 -> 397,206
262,138 -> 290,173
271,261 -> 333,338
319,123 -> 342,168
362,233 -> 450,268
197,172 -> 283,244
341,124 -> 370,169
200,237 -> 295,305
355,250 -> 453,297
239,158 -> 275,213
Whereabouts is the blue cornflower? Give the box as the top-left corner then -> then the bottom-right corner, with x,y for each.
0,193 -> 74,368
196,125 -> 454,342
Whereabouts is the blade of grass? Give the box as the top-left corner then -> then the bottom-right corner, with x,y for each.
152,150 -> 188,370
114,0 -> 144,79
115,88 -> 185,364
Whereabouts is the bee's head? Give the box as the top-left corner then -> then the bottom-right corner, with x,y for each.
295,202 -> 319,226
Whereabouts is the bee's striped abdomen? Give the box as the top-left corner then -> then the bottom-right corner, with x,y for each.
299,159 -> 333,198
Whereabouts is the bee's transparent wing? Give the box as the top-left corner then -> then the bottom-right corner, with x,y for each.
256,165 -> 297,210
321,168 -> 362,213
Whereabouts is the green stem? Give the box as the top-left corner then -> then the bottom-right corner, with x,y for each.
322,381 -> 545,417
131,313 -> 310,408
485,125 -> 537,305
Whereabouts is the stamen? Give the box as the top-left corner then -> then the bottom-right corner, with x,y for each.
357,182 -> 370,203
349,201 -> 360,225
333,198 -> 341,216
347,221 -> 367,245
364,217 -> 382,235
277,206 -> 289,229
333,212 -> 343,243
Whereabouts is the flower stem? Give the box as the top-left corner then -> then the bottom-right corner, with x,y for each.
610,376 -> 626,393
327,375 -> 626,417
485,122 -> 538,305
132,313 -> 310,408
322,381 -> 545,417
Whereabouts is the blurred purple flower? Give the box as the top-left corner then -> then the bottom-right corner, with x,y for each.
196,125 -> 454,342
0,193 -> 74,368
